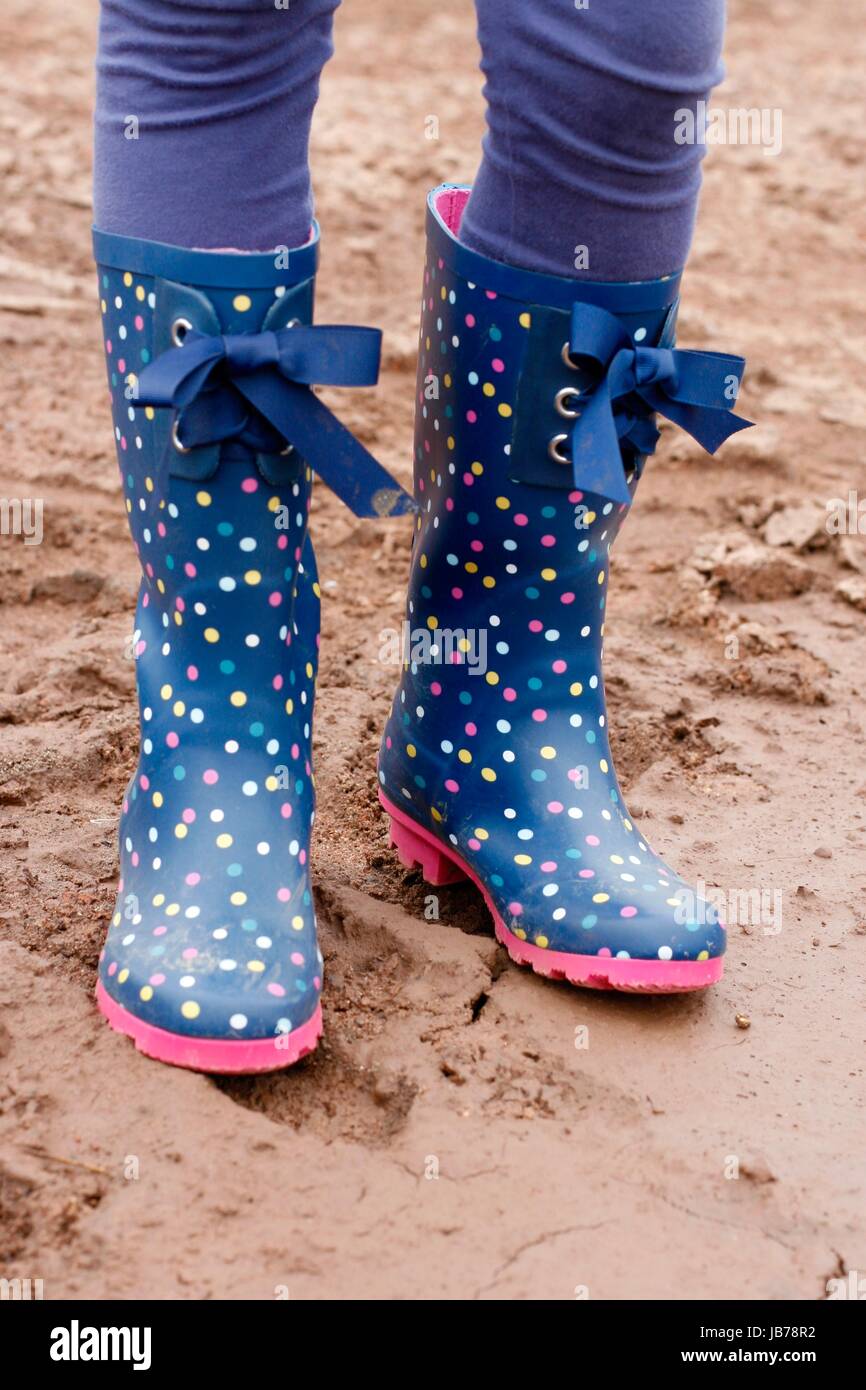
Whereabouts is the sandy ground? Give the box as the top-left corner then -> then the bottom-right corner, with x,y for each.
1,0 -> 865,1301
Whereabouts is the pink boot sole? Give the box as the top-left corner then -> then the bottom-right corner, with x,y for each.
96,980 -> 322,1074
380,791 -> 723,993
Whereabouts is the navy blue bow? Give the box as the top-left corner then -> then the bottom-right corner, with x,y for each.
136,323 -> 414,517
567,301 -> 753,508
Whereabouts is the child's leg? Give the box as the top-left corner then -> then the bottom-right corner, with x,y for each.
93,0 -> 339,250
460,0 -> 726,280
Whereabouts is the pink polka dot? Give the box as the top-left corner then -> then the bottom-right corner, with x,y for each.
508,901 -> 523,917
465,313 -> 476,327
585,834 -> 600,846
540,861 -> 557,873
503,687 -> 517,702
273,674 -> 283,691
598,947 -> 612,958
153,925 -> 168,936
620,906 -> 638,918
149,973 -> 166,986
182,808 -> 196,824
560,592 -> 575,605
444,778 -> 460,793
514,513 -> 528,526
451,587 -> 463,600
269,591 -> 282,606
241,477 -> 258,493
140,774 -> 150,791
131,852 -> 139,867
290,953 -> 304,967
568,490 -> 584,503
108,961 -> 117,975
280,803 -> 292,818
277,887 -> 291,902
547,801 -> 564,813
187,665 -> 198,680
491,358 -> 505,372
277,534 -> 288,549
532,708 -> 547,722
468,837 -> 481,851
202,769 -> 218,785
134,315 -> 144,330
267,981 -> 287,996
465,722 -> 477,736
466,410 -> 477,423
430,681 -> 442,696
185,872 -> 201,886
182,947 -> 197,960
470,539 -> 484,552
184,563 -> 196,578
579,869 -> 595,879
529,619 -> 543,633
166,731 -> 179,748
552,660 -> 567,673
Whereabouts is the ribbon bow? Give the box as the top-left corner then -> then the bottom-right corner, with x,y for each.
136,323 -> 414,517
567,301 -> 753,508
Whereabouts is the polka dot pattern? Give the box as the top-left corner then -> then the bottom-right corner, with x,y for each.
378,220 -> 725,966
96,258 -> 323,1041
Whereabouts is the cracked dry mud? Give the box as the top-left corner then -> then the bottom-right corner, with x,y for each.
1,0 -> 865,1299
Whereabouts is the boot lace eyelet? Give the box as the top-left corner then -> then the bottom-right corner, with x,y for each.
554,386 -> 581,419
171,317 -> 193,347
561,340 -> 580,370
171,418 -> 190,454
548,433 -> 570,465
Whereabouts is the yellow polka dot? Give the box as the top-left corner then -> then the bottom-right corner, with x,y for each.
495,496 -> 510,510
598,570 -> 605,585
216,833 -> 233,848
519,312 -> 531,328
474,828 -> 489,841
498,403 -> 513,418
172,701 -> 185,716
406,744 -> 417,758
440,286 -> 447,300
118,968 -> 129,984
152,893 -> 165,907
173,612 -> 182,626
570,682 -> 583,697
156,579 -> 165,594
697,950 -> 709,961
443,373 -> 452,387
312,583 -> 321,599
600,758 -> 609,774
204,627 -> 220,643
482,382 -> 495,397
139,985 -> 153,1002
135,285 -> 145,302
482,575 -> 496,588
144,474 -> 153,492
541,568 -> 557,581
592,893 -> 610,904
471,461 -> 483,476
419,553 -> 428,567
181,1001 -> 200,1020
465,561 -> 478,573
305,661 -> 313,679
514,853 -> 532,866
160,684 -> 172,700
481,768 -> 496,782
196,490 -> 211,507
165,903 -> 180,916
230,691 -> 247,707
666,897 -> 681,907
540,746 -> 556,759
426,615 -> 438,630
247,960 -> 265,973
535,935 -> 549,949
145,407 -> 155,421
232,294 -> 252,312
485,671 -> 499,686
230,891 -> 247,906
123,272 -> 133,287
514,927 -> 527,940
244,570 -> 261,586
446,436 -> 455,450
457,638 -> 470,653
291,915 -> 304,931
174,824 -> 187,839
431,807 -> 443,823
610,854 -> 624,865
112,912 -> 121,926
585,510 -> 597,525
623,818 -> 633,832
153,792 -> 163,809
268,495 -> 281,512
100,299 -> 107,313
458,749 -> 472,764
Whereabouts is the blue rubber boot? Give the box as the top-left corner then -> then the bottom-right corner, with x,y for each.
93,227 -> 411,1070
378,186 -> 751,992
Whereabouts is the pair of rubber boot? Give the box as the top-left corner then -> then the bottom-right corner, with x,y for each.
94,185 -> 750,1073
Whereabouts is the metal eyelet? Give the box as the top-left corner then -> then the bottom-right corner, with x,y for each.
171,316 -> 193,347
554,386 -> 581,418
171,418 -> 190,454
548,433 -> 570,465
561,340 -> 580,370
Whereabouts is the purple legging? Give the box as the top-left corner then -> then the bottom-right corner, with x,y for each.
93,0 -> 726,282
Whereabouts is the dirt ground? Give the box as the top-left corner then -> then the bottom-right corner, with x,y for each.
1,0 -> 864,1301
